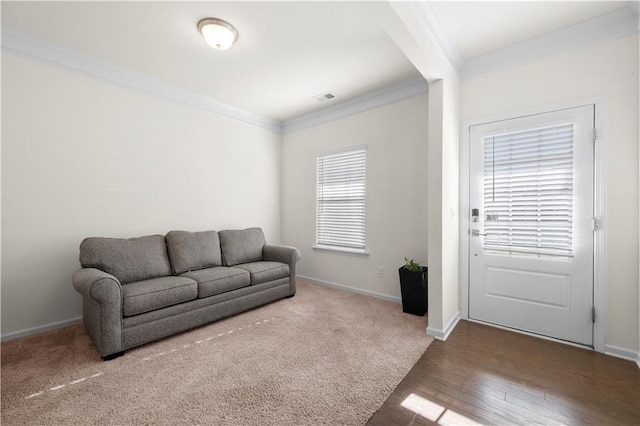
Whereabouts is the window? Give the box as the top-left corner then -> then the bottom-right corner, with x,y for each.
315,146 -> 367,253
483,123 -> 574,257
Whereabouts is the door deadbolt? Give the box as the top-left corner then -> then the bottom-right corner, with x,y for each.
472,208 -> 479,223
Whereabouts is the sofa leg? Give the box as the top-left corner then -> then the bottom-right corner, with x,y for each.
102,351 -> 125,361
287,293 -> 295,298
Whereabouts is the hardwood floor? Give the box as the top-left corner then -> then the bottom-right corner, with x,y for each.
368,320 -> 640,425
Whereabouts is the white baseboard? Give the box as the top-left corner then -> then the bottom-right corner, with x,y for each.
1,317 -> 83,342
298,275 -> 401,304
426,310 -> 461,341
604,344 -> 640,363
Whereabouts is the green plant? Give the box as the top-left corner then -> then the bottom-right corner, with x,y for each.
404,257 -> 422,273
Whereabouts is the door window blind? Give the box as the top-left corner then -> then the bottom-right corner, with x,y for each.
316,147 -> 366,250
483,123 -> 574,257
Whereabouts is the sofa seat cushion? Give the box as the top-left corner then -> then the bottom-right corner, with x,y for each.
218,228 -> 266,266
122,276 -> 197,317
80,235 -> 172,284
181,267 -> 250,298
165,230 -> 222,275
234,261 -> 289,285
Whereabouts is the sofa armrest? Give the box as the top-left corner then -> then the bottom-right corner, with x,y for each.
263,244 -> 300,264
263,245 -> 300,295
73,268 -> 122,304
72,268 -> 123,357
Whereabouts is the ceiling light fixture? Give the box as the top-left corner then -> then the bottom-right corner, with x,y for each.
198,18 -> 238,51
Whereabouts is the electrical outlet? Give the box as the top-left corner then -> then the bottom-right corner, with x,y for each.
377,266 -> 384,278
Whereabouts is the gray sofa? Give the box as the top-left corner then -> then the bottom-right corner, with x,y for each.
72,227 -> 300,360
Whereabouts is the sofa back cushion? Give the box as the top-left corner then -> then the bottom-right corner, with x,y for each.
218,228 -> 266,266
165,230 -> 222,274
79,235 -> 171,284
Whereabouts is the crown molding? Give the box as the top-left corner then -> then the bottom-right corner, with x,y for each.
410,1 -> 464,71
460,5 -> 640,80
1,29 -> 282,133
282,78 -> 428,134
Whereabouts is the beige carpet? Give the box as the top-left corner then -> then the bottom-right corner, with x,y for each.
1,282 -> 432,425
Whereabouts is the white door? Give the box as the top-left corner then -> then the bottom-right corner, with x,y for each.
469,105 -> 595,346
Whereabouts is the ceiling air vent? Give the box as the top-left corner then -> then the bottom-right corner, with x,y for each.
313,92 -> 336,103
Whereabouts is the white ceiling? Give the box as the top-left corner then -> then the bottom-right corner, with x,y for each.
2,1 -> 421,122
432,1 -> 630,60
2,1 -> 633,124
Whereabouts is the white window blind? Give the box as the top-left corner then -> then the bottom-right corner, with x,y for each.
316,147 -> 366,250
483,123 -> 574,257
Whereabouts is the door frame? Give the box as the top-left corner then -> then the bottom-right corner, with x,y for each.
459,97 -> 606,353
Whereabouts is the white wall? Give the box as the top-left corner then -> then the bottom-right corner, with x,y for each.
1,53 -> 282,337
376,1 -> 461,338
439,76 -> 461,336
282,94 -> 428,300
460,34 -> 639,353
425,78 -> 461,337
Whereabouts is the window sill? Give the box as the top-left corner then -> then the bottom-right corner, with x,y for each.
312,245 -> 370,256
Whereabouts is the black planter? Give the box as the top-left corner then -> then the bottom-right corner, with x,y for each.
398,266 -> 428,316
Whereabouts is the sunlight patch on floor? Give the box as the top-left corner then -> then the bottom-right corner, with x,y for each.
401,393 -> 481,425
